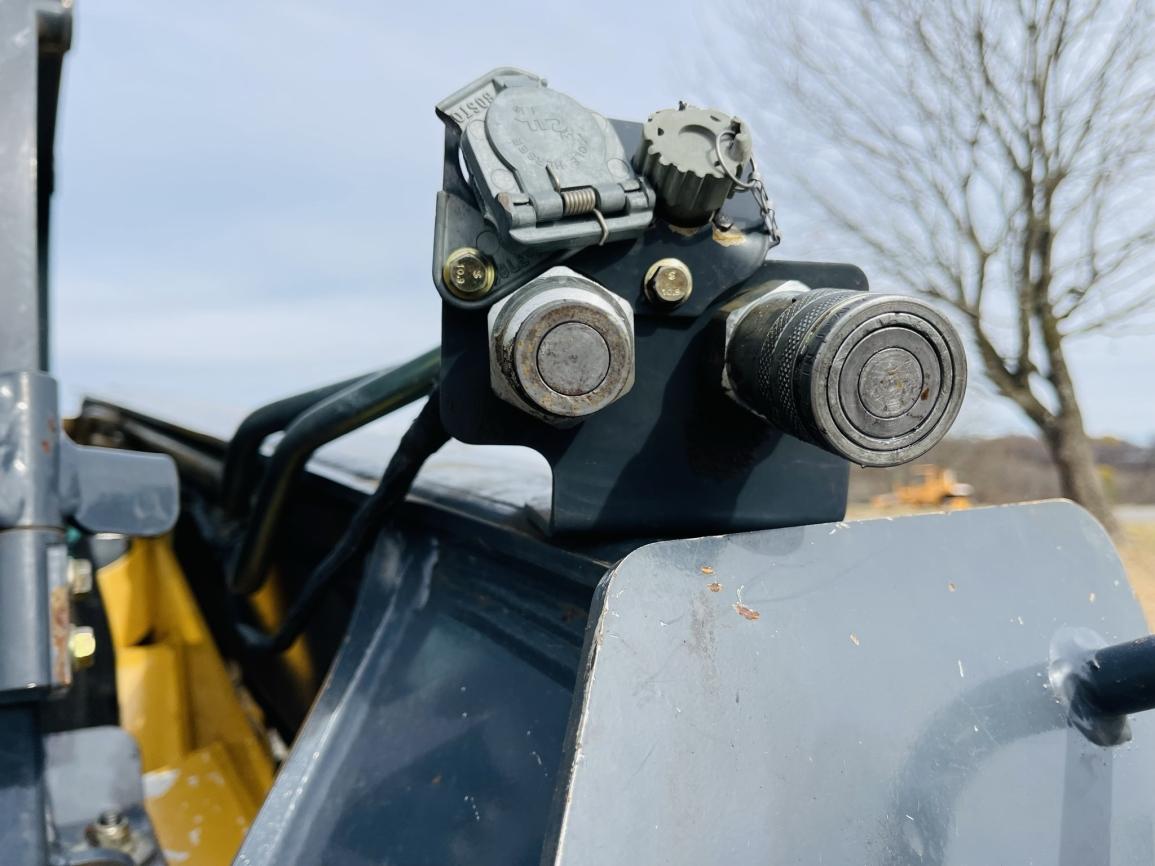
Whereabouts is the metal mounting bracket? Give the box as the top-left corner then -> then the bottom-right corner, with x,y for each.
0,371 -> 179,700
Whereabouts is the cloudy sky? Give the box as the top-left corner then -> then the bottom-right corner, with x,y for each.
49,1 -> 1154,444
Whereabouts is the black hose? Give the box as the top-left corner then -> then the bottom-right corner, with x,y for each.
221,372 -> 374,515
228,348 -> 440,595
1079,634 -> 1155,717
231,390 -> 449,654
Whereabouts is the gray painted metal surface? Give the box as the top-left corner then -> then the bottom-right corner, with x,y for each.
0,370 -> 178,700
0,0 -> 69,373
44,727 -> 146,827
0,707 -> 47,866
546,501 -> 1154,865
45,727 -> 164,865
235,525 -> 589,866
0,0 -> 178,703
0,6 -> 180,862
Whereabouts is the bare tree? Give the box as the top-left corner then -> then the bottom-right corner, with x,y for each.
722,0 -> 1155,533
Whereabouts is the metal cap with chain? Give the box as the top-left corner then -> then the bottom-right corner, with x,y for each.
634,101 -> 780,243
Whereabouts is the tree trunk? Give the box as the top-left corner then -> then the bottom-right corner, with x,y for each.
1041,409 -> 1119,536
1032,303 -> 1119,535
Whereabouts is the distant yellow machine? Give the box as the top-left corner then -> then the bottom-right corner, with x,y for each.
872,465 -> 974,510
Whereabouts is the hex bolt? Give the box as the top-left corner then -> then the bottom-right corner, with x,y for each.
643,258 -> 693,307
70,626 -> 96,670
89,809 -> 132,851
442,247 -> 496,299
68,557 -> 94,597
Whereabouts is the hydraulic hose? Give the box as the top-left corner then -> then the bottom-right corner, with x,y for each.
227,348 -> 440,595
231,389 -> 448,653
221,372 -> 373,516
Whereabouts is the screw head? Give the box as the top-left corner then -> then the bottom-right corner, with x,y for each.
70,626 -> 96,670
443,247 -> 496,299
643,258 -> 693,307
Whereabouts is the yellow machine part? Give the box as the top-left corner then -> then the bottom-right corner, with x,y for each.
97,537 -> 280,865
870,465 -> 973,511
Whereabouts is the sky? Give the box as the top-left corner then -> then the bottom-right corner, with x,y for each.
48,0 -> 1155,444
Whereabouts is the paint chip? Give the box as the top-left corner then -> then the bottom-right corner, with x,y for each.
734,585 -> 760,620
1089,592 -> 1096,603
849,633 -> 860,646
734,603 -> 761,621
947,582 -> 956,592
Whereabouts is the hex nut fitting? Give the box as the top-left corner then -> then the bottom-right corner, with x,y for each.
88,810 -> 132,851
443,247 -> 496,299
488,266 -> 635,422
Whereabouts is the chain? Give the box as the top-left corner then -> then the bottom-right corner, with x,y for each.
714,130 -> 782,249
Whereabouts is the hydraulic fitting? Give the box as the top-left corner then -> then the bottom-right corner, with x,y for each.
724,285 -> 966,466
489,267 -> 635,422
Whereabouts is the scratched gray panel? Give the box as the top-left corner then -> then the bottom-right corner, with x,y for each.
546,502 -> 1155,866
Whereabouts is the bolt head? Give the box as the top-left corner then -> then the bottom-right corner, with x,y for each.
70,626 -> 96,670
713,212 -> 734,231
97,810 -> 126,829
488,267 -> 635,421
68,558 -> 94,597
644,258 -> 693,307
88,809 -> 132,851
443,247 -> 496,299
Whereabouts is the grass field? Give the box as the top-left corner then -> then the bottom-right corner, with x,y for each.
848,504 -> 1155,626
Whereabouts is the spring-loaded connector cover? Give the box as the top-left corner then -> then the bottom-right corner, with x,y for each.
437,68 -> 654,250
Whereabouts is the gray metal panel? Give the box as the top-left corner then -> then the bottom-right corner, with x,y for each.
44,727 -> 145,826
0,0 -> 45,372
0,707 -> 47,866
45,726 -> 164,865
546,502 -> 1155,865
235,527 -> 584,866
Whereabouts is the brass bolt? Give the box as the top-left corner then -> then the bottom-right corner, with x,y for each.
70,626 -> 96,670
442,247 -> 496,299
68,558 -> 93,597
644,258 -> 693,307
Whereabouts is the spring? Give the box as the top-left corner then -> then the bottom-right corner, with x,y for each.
560,186 -> 597,216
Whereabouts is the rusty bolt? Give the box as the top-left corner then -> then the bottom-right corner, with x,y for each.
643,258 -> 693,307
70,626 -> 96,670
68,558 -> 93,597
443,247 -> 496,299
